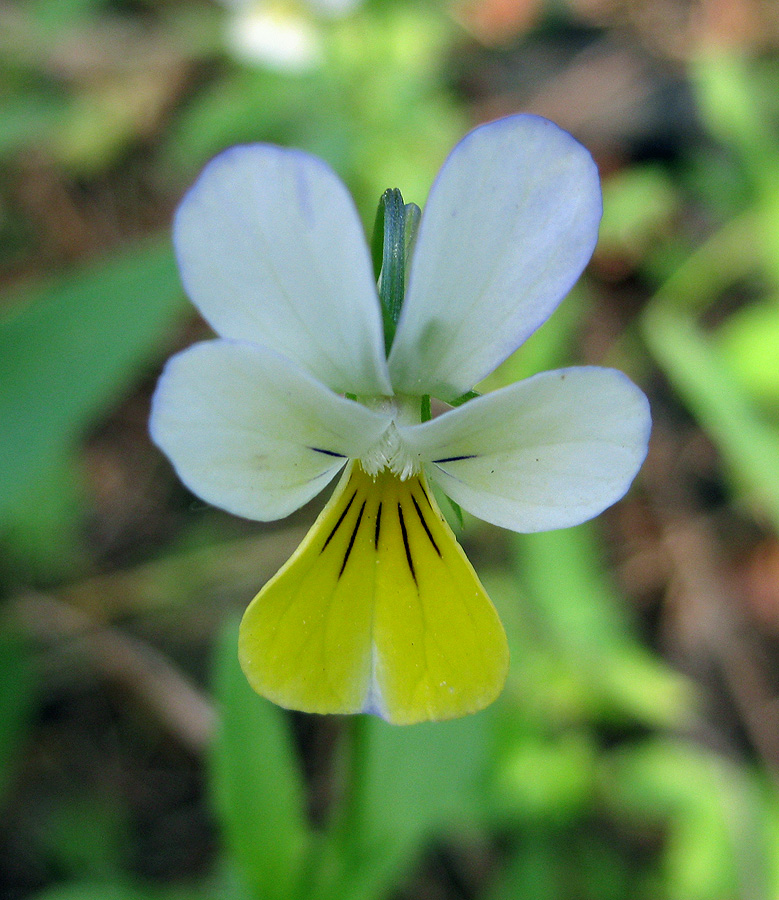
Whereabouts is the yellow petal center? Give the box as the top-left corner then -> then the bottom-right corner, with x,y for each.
238,462 -> 509,725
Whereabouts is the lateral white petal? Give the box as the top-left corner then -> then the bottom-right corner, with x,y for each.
401,367 -> 651,532
174,145 -> 391,395
388,115 -> 602,400
149,340 -> 392,521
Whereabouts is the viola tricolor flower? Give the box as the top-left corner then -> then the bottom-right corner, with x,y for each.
150,114 -> 651,725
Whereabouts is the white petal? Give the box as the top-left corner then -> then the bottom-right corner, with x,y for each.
388,115 -> 602,400
149,340 -> 392,521
174,145 -> 391,395
400,367 -> 650,532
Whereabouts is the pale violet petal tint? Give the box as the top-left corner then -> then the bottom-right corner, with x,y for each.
388,115 -> 602,401
173,145 -> 391,397
151,114 -> 651,534
150,340 -> 391,520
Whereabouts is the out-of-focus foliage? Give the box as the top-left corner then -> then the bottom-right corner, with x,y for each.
3,1 -> 779,899
0,240 -> 183,575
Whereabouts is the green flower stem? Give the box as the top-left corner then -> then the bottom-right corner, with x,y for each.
312,713 -> 369,893
339,714 -> 369,847
304,716 -> 370,899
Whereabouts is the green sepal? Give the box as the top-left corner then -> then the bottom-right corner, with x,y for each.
446,496 -> 465,529
371,189 -> 419,356
403,202 -> 421,289
370,193 -> 388,282
449,389 -> 481,407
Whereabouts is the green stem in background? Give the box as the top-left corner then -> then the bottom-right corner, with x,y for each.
338,714 -> 369,853
304,715 -> 371,900
641,303 -> 779,532
647,211 -> 760,316
371,189 -> 421,356
637,207 -> 779,532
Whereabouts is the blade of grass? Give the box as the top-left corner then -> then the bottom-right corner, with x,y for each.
513,525 -> 694,729
210,620 -> 311,900
642,303 -> 779,530
0,235 -> 185,521
310,713 -> 491,900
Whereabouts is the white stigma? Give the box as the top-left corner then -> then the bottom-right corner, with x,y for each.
357,396 -> 421,480
359,421 -> 419,480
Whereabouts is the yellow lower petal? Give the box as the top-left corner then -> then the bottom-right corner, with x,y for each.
238,462 -> 509,724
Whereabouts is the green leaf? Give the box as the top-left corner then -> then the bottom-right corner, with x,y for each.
311,713 -> 491,900
362,713 -> 488,841
642,212 -> 761,317
492,731 -> 597,825
26,886 -> 157,900
514,525 -> 638,652
37,794 -> 130,881
162,70 -> 316,178
484,837 -> 560,900
599,165 -> 679,263
0,452 -> 86,581
513,526 -> 694,729
26,0 -> 104,30
486,832 -> 635,900
691,52 -> 779,285
0,93 -> 66,160
692,51 -> 779,188
642,303 -> 779,530
29,881 -> 247,900
210,619 -> 311,900
0,631 -> 36,804
717,297 -> 779,406
0,235 -> 185,523
603,740 -> 772,900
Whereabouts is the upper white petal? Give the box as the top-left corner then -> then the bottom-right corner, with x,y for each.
400,367 -> 650,532
174,145 -> 391,395
149,340 -> 392,521
388,115 -> 602,400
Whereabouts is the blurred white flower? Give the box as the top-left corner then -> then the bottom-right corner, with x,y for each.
218,0 -> 362,71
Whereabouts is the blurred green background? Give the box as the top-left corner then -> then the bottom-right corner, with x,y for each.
3,0 -> 779,898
